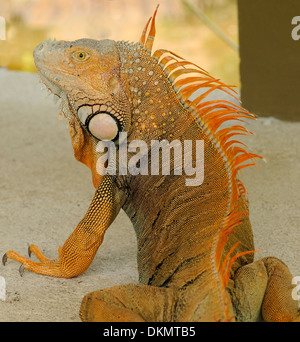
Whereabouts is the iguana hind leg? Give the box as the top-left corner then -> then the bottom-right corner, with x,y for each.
80,283 -> 178,322
231,257 -> 300,322
3,176 -> 121,278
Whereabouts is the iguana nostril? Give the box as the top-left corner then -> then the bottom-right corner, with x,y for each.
38,43 -> 44,51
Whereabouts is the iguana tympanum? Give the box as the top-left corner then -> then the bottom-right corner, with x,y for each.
3,8 -> 299,322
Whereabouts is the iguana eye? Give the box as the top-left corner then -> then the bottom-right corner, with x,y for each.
72,51 -> 90,62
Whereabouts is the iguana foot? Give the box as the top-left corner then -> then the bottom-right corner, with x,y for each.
2,245 -> 64,277
231,257 -> 300,322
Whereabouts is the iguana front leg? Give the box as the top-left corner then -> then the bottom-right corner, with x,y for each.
3,175 -> 121,278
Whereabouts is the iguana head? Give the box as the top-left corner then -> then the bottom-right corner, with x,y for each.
34,38 -> 132,187
33,7 -> 161,187
34,38 -> 132,139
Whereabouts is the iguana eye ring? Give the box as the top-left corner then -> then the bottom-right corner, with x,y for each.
71,51 -> 90,62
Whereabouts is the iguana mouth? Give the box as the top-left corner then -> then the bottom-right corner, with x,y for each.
38,70 -> 62,98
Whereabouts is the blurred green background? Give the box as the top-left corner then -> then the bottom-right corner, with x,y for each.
0,0 -> 239,86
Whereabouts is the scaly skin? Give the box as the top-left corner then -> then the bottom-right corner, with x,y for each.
3,9 -> 299,322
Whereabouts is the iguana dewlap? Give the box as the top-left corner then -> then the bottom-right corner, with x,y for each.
3,8 -> 300,322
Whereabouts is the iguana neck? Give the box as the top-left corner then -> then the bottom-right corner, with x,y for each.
117,41 -> 182,142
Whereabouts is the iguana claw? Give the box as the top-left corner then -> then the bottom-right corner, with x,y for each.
19,264 -> 25,277
27,244 -> 32,258
2,253 -> 7,266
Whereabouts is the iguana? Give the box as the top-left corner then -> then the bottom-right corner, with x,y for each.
3,7 -> 300,322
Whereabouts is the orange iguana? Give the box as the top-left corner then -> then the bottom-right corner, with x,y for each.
3,8 -> 300,322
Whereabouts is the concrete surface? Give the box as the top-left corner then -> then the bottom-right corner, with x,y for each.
0,69 -> 299,321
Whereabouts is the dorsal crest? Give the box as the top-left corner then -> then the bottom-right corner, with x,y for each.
139,5 -> 159,53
